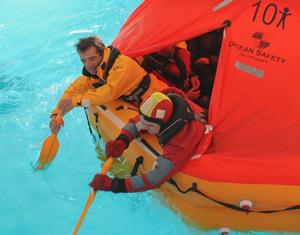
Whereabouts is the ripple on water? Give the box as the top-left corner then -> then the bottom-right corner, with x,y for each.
0,72 -> 26,114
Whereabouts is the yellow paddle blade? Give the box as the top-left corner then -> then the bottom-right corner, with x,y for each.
35,134 -> 59,170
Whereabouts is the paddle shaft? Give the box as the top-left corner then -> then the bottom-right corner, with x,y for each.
73,157 -> 114,235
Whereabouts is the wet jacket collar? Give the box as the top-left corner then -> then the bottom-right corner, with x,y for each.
96,47 -> 111,79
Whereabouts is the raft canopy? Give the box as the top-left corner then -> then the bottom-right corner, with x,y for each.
113,0 -> 300,186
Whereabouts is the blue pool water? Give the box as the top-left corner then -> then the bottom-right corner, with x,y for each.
0,1 -> 297,234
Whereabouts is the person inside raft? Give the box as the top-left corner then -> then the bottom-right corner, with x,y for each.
135,42 -> 201,103
49,36 -> 168,135
89,88 -> 211,193
186,29 -> 223,109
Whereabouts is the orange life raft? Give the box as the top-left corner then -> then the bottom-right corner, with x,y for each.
88,100 -> 300,233
88,0 -> 300,232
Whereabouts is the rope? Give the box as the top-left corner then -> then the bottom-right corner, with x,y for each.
168,178 -> 300,214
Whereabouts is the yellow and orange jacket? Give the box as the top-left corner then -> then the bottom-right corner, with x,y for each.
51,47 -> 167,116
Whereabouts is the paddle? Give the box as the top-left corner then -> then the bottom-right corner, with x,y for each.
73,157 -> 114,235
35,114 -> 63,170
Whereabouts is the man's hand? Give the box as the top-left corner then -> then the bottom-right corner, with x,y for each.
57,98 -> 73,115
49,115 -> 61,135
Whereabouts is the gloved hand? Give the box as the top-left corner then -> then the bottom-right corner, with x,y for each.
105,139 -> 127,158
49,115 -> 63,135
89,174 -> 112,191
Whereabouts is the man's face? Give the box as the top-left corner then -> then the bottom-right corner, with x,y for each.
140,116 -> 161,135
79,46 -> 103,74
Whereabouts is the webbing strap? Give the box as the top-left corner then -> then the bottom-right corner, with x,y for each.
130,156 -> 144,177
84,108 -> 101,143
93,112 -> 102,140
84,108 -> 97,144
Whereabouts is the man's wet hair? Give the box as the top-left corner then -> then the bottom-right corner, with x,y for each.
76,36 -> 105,55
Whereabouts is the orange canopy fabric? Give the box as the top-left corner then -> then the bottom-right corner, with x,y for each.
113,0 -> 300,185
113,0 -> 254,57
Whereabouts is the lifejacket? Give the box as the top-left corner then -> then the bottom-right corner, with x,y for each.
82,46 -> 150,103
158,93 -> 195,146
